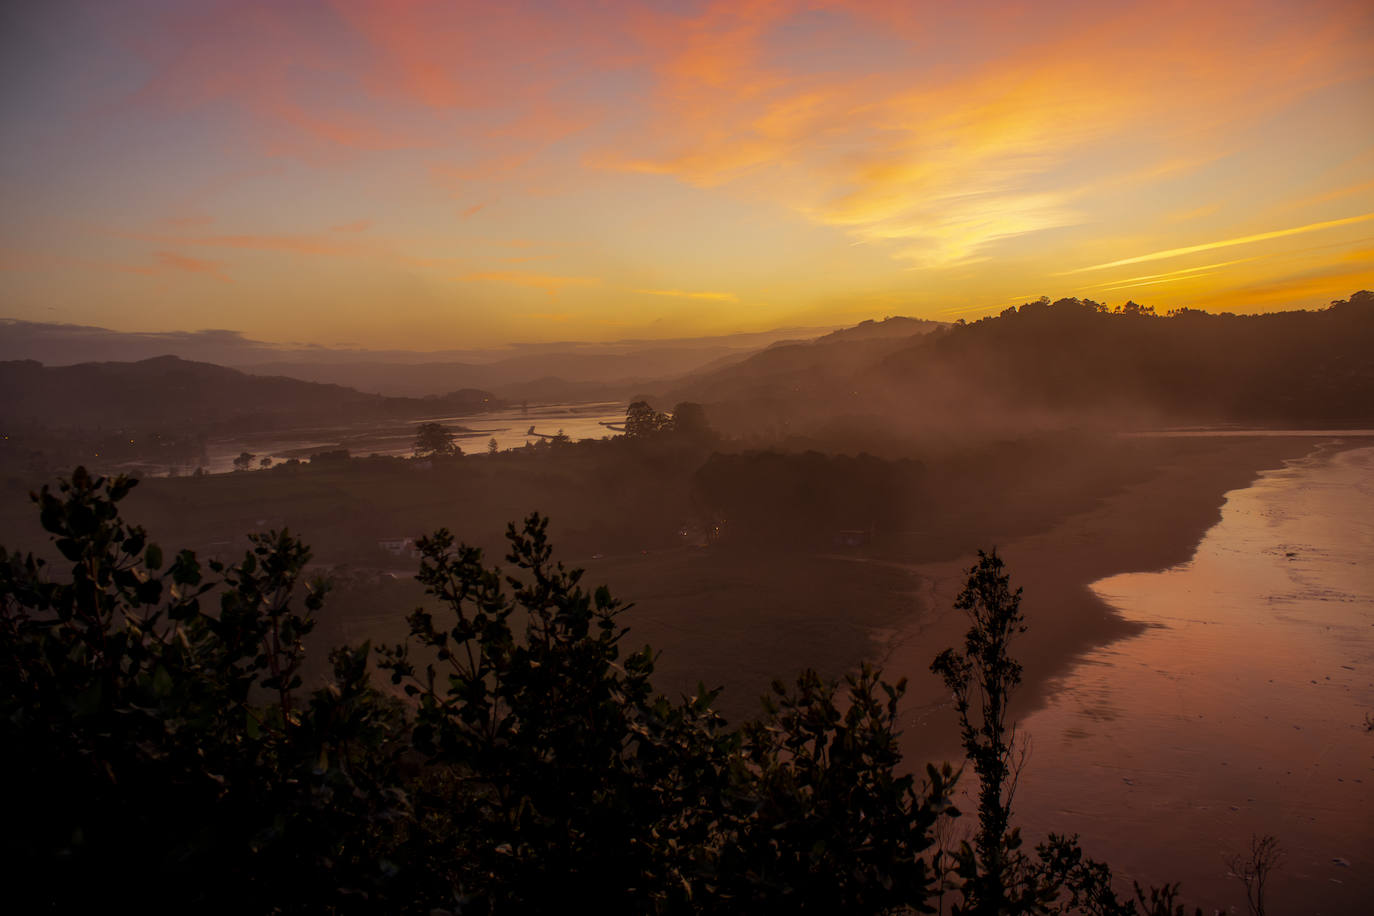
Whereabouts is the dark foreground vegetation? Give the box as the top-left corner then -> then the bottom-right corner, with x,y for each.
1,469 -> 1217,914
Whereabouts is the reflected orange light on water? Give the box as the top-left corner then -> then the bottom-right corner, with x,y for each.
1015,443 -> 1374,912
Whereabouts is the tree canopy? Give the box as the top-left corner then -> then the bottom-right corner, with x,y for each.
413,421 -> 461,458
625,400 -> 672,438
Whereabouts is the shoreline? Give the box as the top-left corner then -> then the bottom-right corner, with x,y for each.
882,435 -> 1365,763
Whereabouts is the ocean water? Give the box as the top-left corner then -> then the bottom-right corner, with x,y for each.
1012,443 -> 1374,914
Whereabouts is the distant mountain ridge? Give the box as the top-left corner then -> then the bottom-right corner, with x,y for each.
10,295 -> 1365,444
242,345 -> 765,401
0,355 -> 497,433
0,319 -> 841,398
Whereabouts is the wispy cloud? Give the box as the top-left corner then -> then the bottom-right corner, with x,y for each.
152,251 -> 230,281
115,251 -> 230,282
1066,213 -> 1374,273
1091,258 -> 1258,291
634,288 -> 739,302
458,271 -> 600,298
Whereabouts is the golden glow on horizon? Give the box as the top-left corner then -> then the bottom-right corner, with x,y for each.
1,0 -> 1372,348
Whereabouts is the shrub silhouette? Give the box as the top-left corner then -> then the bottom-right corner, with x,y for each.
1,468 -> 1204,914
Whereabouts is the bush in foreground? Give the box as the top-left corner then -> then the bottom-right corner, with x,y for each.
1,468 -> 1197,914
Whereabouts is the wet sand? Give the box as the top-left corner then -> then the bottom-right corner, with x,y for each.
881,436 -> 1373,913
883,436 -> 1338,755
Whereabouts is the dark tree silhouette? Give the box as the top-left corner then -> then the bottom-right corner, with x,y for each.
932,550 -> 1031,913
625,400 -> 671,438
931,551 -> 1201,916
413,421 -> 461,458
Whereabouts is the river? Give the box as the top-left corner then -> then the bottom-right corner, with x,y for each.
155,401 -> 631,475
1010,443 -> 1374,913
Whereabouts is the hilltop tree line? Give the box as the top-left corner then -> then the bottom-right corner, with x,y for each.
876,290 -> 1374,426
0,468 -> 1218,914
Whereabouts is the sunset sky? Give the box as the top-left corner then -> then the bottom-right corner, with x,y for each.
2,0 -> 1372,350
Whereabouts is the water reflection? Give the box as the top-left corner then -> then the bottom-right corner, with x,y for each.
176,401 -> 630,474
1014,444 -> 1374,913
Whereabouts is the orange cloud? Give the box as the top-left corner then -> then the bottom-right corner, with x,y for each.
328,0 -> 467,109
112,251 -> 229,282
596,0 -> 1374,267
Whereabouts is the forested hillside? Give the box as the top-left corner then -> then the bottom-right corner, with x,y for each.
672,292 -> 1374,436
